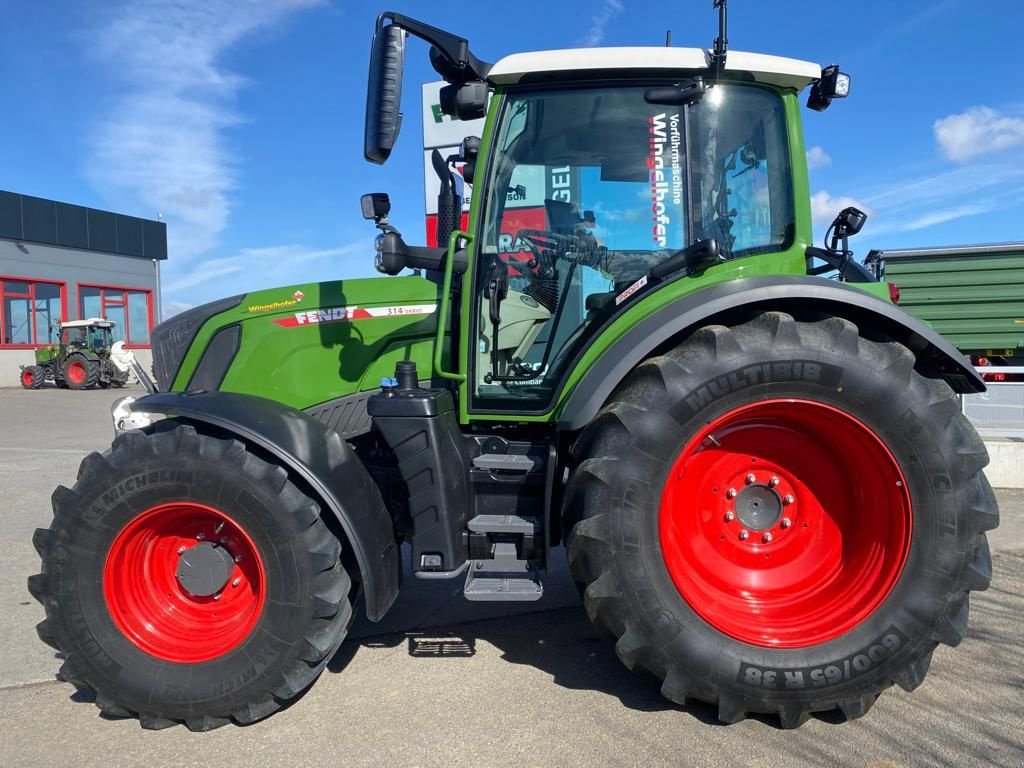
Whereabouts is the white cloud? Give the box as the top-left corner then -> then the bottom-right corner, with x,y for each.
810,191 -> 872,229
900,204 -> 989,231
85,0 -> 322,262
806,146 -> 831,170
578,0 -> 625,47
934,106 -> 1024,164
164,242 -> 366,296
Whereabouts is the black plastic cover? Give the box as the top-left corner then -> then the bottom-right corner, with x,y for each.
150,294 -> 243,391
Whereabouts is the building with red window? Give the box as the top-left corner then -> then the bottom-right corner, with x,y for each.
0,190 -> 166,387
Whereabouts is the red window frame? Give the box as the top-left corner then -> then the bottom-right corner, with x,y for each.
76,283 -> 154,349
0,276 -> 68,348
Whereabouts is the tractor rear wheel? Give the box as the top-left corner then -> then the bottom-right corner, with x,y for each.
63,354 -> 99,390
566,311 -> 997,727
20,365 -> 44,389
29,422 -> 353,730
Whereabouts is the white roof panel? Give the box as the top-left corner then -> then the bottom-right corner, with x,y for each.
488,47 -> 821,91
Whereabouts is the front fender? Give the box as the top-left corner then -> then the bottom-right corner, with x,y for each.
128,390 -> 399,621
557,276 -> 985,431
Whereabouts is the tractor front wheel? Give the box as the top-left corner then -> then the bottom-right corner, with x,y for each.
29,422 -> 353,730
566,311 -> 997,727
20,365 -> 44,389
62,354 -> 99,390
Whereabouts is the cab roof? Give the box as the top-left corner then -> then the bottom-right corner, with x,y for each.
61,318 -> 114,329
488,47 -> 821,91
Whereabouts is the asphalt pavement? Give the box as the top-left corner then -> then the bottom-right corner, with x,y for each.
1,386 -> 1021,768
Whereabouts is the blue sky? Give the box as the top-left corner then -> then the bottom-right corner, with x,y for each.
2,0 -> 1023,316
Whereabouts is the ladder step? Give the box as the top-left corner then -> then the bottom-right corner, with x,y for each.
472,453 -> 539,471
467,514 -> 540,535
464,571 -> 544,602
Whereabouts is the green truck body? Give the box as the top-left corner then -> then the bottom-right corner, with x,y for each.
873,242 -> 1024,362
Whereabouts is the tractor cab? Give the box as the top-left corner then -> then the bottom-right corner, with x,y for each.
60,319 -> 114,355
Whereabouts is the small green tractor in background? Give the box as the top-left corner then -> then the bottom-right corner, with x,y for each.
19,318 -> 131,390
30,2 -> 998,732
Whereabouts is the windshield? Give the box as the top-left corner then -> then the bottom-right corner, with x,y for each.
474,82 -> 794,407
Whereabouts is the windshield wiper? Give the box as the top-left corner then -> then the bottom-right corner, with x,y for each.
650,238 -> 721,280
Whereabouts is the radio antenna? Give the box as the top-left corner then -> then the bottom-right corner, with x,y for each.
711,0 -> 728,79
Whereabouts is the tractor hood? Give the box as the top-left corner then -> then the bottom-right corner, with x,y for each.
151,276 -> 441,411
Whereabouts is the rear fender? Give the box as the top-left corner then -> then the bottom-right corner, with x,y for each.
127,391 -> 400,621
558,276 -> 985,431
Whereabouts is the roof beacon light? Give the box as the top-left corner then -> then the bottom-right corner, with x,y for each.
807,64 -> 851,111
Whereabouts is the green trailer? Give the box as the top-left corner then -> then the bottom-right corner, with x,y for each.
868,242 -> 1024,375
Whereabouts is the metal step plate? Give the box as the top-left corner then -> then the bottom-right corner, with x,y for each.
467,514 -> 540,535
464,571 -> 544,602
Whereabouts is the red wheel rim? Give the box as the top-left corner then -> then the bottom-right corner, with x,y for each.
66,361 -> 86,385
21,369 -> 33,387
103,503 -> 266,663
659,399 -> 911,648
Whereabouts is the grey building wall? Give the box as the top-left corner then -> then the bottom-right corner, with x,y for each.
0,238 -> 158,324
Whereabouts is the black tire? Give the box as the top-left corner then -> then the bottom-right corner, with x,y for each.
29,422 -> 353,731
565,311 -> 998,728
63,354 -> 99,390
20,365 -> 45,389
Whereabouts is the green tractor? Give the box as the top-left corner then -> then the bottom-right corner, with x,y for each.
19,318 -> 131,390
30,4 -> 997,732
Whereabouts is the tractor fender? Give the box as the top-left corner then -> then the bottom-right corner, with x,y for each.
127,390 -> 400,621
557,275 -> 985,431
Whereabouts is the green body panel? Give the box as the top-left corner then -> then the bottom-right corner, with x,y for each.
174,277 -> 442,410
35,346 -> 59,365
456,88 -> 820,424
882,247 -> 1024,357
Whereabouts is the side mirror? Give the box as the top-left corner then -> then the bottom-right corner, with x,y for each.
807,64 -> 851,112
360,193 -> 391,222
828,206 -> 867,253
364,21 -> 406,164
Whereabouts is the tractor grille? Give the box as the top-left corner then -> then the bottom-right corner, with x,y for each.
151,295 -> 243,391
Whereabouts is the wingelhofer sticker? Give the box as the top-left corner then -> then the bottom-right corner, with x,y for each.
615,275 -> 648,305
274,304 -> 438,328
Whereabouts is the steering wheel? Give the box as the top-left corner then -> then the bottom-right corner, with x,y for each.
513,228 -> 603,274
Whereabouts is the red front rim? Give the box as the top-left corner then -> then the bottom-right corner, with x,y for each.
21,369 -> 33,387
103,503 -> 266,663
659,399 -> 912,648
66,361 -> 86,385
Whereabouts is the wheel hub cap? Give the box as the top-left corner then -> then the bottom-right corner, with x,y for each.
176,541 -> 235,597
734,484 -> 781,531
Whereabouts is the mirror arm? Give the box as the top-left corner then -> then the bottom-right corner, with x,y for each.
379,12 -> 492,81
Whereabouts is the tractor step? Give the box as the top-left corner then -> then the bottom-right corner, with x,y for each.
463,542 -> 544,602
467,514 -> 540,535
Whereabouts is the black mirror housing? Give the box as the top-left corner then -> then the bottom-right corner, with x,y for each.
365,21 -> 406,164
807,64 -> 851,112
439,80 -> 489,120
361,193 -> 391,221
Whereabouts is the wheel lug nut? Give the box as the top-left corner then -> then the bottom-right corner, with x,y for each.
234,554 -> 243,563
783,495 -> 794,505
231,578 -> 241,587
738,530 -> 749,541
726,488 -> 737,499
724,512 -> 735,522
769,476 -> 780,487
762,532 -> 773,543
219,536 -> 228,544
213,592 -> 222,601
196,532 -> 205,540
176,546 -> 186,554
745,474 -> 756,485
781,518 -> 792,529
